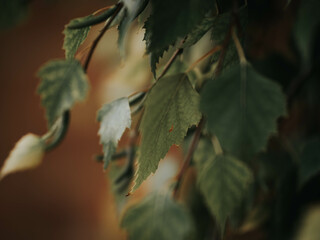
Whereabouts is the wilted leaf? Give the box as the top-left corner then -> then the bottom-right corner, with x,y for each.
0,134 -> 45,180
97,97 -> 131,169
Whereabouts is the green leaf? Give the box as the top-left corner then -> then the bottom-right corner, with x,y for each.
200,64 -> 286,158
0,134 -> 45,180
132,74 -> 201,191
299,138 -> 320,186
197,154 -> 253,232
118,0 -> 149,56
193,138 -> 216,169
0,0 -> 29,30
37,59 -> 89,127
181,14 -> 216,49
121,192 -> 193,240
144,0 -> 215,74
97,97 -> 131,169
63,15 -> 92,59
210,6 -> 248,72
293,0 -> 320,66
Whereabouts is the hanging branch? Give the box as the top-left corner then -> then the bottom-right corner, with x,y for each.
173,118 -> 205,199
44,3 -> 124,152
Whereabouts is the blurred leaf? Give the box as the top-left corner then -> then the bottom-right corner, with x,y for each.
37,59 -> 89,127
0,134 -> 45,180
121,192 -> 193,240
200,64 -> 286,158
0,0 -> 29,30
299,138 -> 320,186
132,74 -> 201,191
294,0 -> 320,66
63,15 -> 92,59
97,98 -> 131,169
144,0 -> 215,75
181,14 -> 215,49
197,154 -> 253,233
193,138 -> 216,169
296,206 -> 320,240
118,0 -> 149,56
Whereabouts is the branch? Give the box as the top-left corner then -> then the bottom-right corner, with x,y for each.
157,48 -> 183,80
173,118 -> 205,199
84,2 -> 123,71
44,3 -> 123,152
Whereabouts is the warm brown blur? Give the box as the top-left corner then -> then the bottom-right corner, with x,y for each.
0,0 -> 131,239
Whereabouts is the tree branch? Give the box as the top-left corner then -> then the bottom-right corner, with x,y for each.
173,118 -> 205,199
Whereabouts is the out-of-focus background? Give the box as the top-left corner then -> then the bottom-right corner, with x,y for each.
0,0 -> 160,239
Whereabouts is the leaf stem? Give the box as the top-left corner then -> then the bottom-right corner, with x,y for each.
67,4 -> 117,30
83,2 -> 123,71
157,48 -> 183,80
186,45 -> 222,72
212,135 -> 223,155
231,27 -> 247,65
44,111 -> 70,152
173,118 -> 205,199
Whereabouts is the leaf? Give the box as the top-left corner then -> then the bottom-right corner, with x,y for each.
299,138 -> 320,186
67,5 -> 117,29
0,0 -> 29,30
193,138 -> 216,169
63,15 -> 92,59
97,97 -> 131,169
37,59 -> 89,127
293,0 -> 320,66
144,0 -> 215,74
132,74 -> 201,191
210,6 -> 248,72
181,14 -> 216,49
121,192 -> 193,240
0,134 -> 45,180
200,64 -> 286,158
296,206 -> 320,240
117,0 -> 149,56
197,154 -> 253,232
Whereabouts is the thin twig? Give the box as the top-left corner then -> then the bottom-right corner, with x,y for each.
157,48 -> 183,80
232,27 -> 247,65
173,118 -> 205,199
186,45 -> 222,72
83,2 -> 123,71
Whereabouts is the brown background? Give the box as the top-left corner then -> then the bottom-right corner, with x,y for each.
0,0 -> 131,239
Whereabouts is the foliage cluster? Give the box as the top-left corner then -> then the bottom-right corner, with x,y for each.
1,0 -> 320,239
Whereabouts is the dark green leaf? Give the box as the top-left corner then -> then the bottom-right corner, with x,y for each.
197,154 -> 253,232
201,64 -> 286,158
121,192 -> 193,240
294,0 -> 320,66
37,59 -> 89,126
144,0 -> 215,74
132,74 -> 201,191
97,97 -> 131,169
63,15 -> 92,59
299,138 -> 320,186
